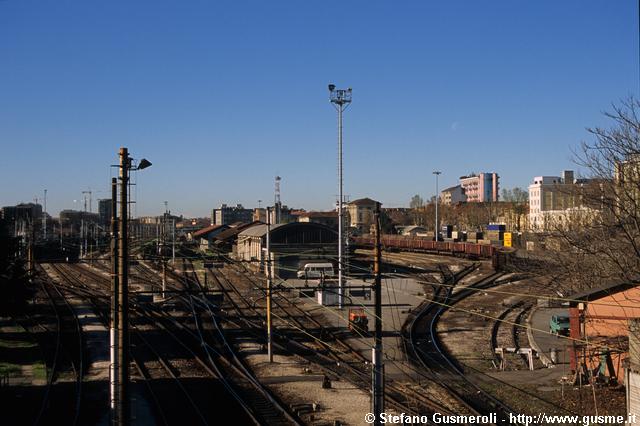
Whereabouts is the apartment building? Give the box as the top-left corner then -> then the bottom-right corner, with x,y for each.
459,172 -> 499,202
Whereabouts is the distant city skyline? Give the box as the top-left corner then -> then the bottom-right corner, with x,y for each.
1,1 -> 638,217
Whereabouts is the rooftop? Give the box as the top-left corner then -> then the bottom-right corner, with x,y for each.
441,184 -> 462,193
349,197 -> 379,206
298,211 -> 338,218
568,280 -> 639,306
191,224 -> 228,239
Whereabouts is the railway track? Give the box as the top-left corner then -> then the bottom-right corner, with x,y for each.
490,301 -> 534,370
408,265 -> 526,424
44,262 -> 291,425
30,267 -> 85,426
129,260 -> 302,425
47,262 -> 193,425
189,254 -> 474,418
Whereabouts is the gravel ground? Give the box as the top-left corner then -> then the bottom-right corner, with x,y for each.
243,342 -> 371,425
437,268 -> 627,419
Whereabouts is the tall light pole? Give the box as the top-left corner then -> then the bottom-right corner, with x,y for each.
433,171 -> 441,241
329,84 -> 352,309
112,148 -> 151,426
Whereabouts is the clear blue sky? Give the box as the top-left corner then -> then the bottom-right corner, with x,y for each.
0,1 -> 638,217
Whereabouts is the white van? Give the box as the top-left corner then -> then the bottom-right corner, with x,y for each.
297,263 -> 335,279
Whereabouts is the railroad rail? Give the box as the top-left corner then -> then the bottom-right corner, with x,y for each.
32,267 -> 85,426
129,260 -> 302,425
43,261 -> 295,425
490,301 -> 535,370
407,265 -> 526,424
189,253 -> 475,418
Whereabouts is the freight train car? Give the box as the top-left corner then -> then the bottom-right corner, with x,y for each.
352,235 -> 498,259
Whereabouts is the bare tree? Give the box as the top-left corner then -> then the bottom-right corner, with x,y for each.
409,194 -> 424,225
531,98 -> 640,291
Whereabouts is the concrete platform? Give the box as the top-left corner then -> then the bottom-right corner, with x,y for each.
481,307 -> 574,389
283,276 -> 429,381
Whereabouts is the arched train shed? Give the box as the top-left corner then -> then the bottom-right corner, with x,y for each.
236,222 -> 338,278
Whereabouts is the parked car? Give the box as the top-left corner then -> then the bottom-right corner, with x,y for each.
550,314 -> 570,336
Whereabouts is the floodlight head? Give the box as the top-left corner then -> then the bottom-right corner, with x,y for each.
328,84 -> 336,92
137,158 -> 152,170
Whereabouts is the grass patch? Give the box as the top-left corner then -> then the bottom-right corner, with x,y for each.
0,362 -> 22,376
0,338 -> 37,349
32,363 -> 47,381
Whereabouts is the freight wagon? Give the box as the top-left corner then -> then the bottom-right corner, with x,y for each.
352,235 -> 497,259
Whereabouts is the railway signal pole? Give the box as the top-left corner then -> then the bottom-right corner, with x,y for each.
372,202 -> 384,424
329,84 -> 352,309
266,206 -> 273,363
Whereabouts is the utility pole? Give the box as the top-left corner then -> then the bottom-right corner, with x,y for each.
43,189 -> 47,240
80,219 -> 85,258
266,207 -> 273,363
433,171 -> 441,241
117,147 -> 130,426
109,177 -> 119,426
171,218 -> 175,264
372,201 -> 384,425
27,216 -> 34,277
329,84 -> 352,309
161,202 -> 168,299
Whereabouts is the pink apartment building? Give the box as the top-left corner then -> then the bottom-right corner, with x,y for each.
459,172 -> 500,202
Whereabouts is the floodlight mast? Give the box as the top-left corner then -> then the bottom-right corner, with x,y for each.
328,84 -> 352,309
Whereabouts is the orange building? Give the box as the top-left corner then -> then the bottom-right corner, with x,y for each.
568,282 -> 640,384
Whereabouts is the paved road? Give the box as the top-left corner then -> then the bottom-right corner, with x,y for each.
530,307 -> 572,365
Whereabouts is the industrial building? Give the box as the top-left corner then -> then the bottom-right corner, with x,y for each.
98,199 -> 112,227
212,204 -> 254,226
59,209 -> 99,236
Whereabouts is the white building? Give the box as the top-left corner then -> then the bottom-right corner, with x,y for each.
528,170 -> 596,231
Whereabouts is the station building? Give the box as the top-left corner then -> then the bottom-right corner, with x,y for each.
235,222 -> 338,279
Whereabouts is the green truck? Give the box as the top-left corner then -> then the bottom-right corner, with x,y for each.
550,314 -> 570,336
